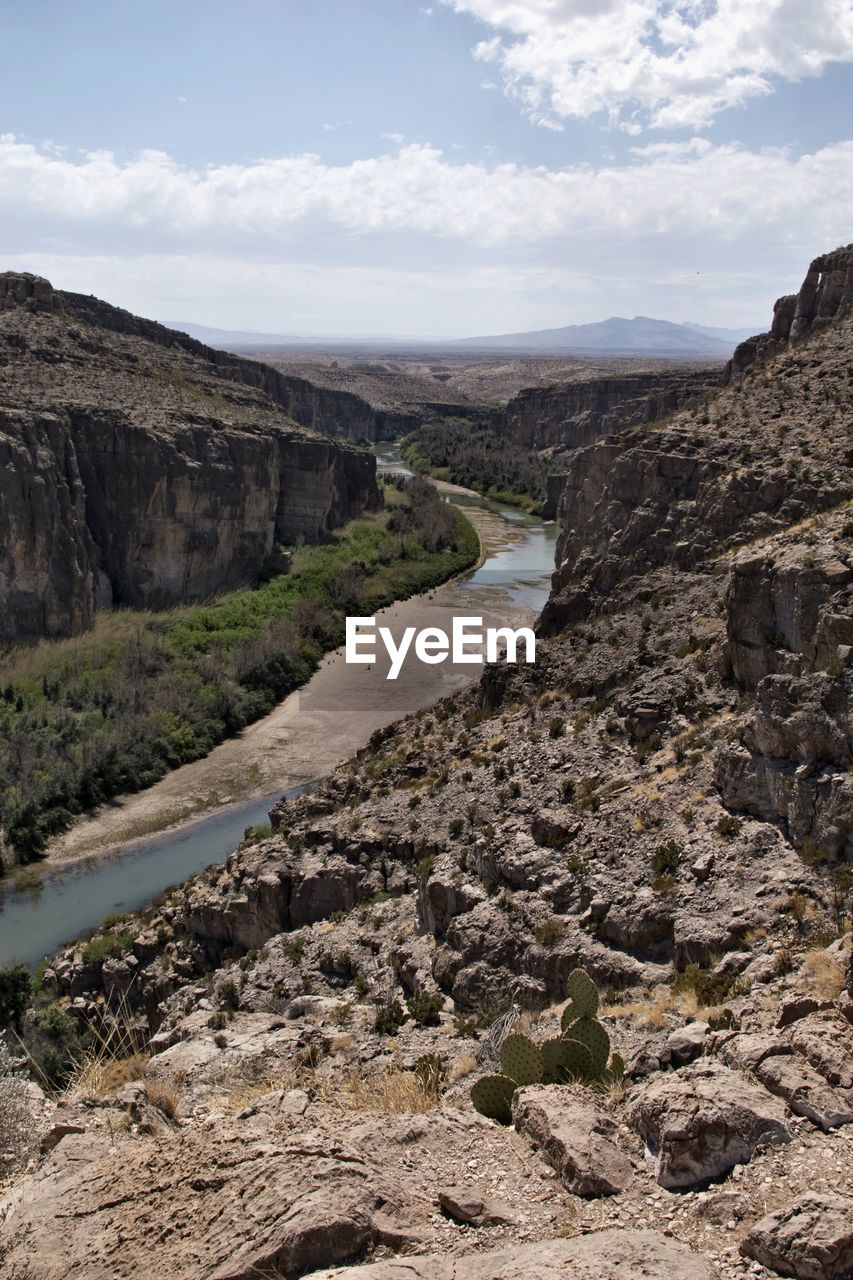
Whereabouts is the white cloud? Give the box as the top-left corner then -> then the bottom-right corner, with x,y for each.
443,0 -> 853,130
2,133 -> 850,333
2,132 -> 851,251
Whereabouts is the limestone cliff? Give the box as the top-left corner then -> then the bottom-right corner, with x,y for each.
725,244 -> 853,382
0,273 -> 380,641
502,367 -> 720,455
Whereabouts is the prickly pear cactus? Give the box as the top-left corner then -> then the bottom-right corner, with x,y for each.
470,1074 -> 516,1123
608,1051 -> 625,1082
540,1036 -> 568,1083
560,1002 -> 581,1034
566,968 -> 599,1018
500,1033 -> 544,1086
558,1037 -> 594,1081
569,1015 -> 610,1075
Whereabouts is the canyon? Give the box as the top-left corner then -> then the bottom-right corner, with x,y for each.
1,247 -> 850,1280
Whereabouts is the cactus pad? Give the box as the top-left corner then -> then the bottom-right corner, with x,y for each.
540,1037 -> 569,1083
608,1052 -> 625,1081
569,1016 -> 610,1075
566,968 -> 599,1018
560,1002 -> 581,1034
470,1074 -> 516,1123
500,1033 -> 544,1086
558,1037 -> 594,1081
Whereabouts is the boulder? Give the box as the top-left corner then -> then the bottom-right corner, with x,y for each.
740,1192 -> 853,1279
437,1186 -> 517,1227
511,1085 -> 633,1197
753,1053 -> 853,1131
626,1061 -> 790,1188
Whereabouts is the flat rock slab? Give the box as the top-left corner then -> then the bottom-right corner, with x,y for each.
754,1053 -> 853,1131
626,1061 -> 790,1189
0,1125 -> 429,1280
512,1084 -> 633,1197
314,1229 -> 717,1278
740,1192 -> 853,1279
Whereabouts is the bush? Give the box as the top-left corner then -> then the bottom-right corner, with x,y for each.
374,1000 -> 408,1036
0,964 -> 32,1030
81,931 -> 133,966
407,990 -> 445,1026
21,1001 -> 86,1089
651,840 -> 682,876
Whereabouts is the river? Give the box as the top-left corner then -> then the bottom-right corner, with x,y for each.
0,448 -> 557,968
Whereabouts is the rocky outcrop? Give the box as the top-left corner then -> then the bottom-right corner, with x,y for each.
503,368 -> 720,454
726,244 -> 853,382
0,274 -> 380,639
511,1085 -> 634,1196
715,514 -> 853,857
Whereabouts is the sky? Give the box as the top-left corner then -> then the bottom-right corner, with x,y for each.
1,0 -> 851,338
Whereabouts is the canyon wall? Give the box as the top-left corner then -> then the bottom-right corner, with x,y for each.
502,367 -> 721,454
0,274 -> 380,641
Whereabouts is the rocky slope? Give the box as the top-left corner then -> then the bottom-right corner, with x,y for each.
2,249 -> 852,1280
0,274 -> 380,641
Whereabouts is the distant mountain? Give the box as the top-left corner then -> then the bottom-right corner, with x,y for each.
682,321 -> 763,345
165,320 -> 299,348
450,316 -> 736,357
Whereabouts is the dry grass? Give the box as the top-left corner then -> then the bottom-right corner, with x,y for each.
448,1051 -> 478,1083
802,948 -> 846,1000
604,984 -> 700,1029
319,1064 -> 442,1115
67,1052 -> 149,1102
145,1078 -> 180,1120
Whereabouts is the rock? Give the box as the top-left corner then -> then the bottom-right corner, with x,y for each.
0,1123 -> 431,1280
784,1011 -> 853,1089
437,1186 -> 517,1226
39,1121 -> 86,1153
626,1061 -> 790,1188
314,1229 -> 717,1278
753,1053 -> 853,1131
690,1190 -> 751,1225
665,1021 -> 709,1066
740,1192 -> 853,1279
0,276 -> 380,641
511,1084 -> 633,1197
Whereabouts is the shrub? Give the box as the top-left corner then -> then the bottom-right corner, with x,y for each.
407,990 -> 445,1026
716,814 -> 742,839
651,840 -> 683,876
374,1000 -> 408,1036
21,1001 -> 86,1089
0,964 -> 32,1030
81,931 -> 134,966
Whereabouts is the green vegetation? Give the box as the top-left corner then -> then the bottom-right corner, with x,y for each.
470,969 -> 625,1123
0,477 -> 478,859
80,930 -> 134,966
0,964 -> 32,1030
401,419 -> 549,511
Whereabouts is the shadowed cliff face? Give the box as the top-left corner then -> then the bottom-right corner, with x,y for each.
0,273 -> 380,641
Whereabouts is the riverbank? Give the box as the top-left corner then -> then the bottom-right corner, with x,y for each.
20,487 -> 541,874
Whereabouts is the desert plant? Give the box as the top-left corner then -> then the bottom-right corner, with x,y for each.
469,968 -> 624,1122
407,990 -> 445,1026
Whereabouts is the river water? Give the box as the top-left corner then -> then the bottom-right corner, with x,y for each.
0,449 -> 556,968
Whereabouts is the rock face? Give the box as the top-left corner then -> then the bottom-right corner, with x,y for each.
0,274 -> 380,640
740,1192 -> 853,1280
726,245 -> 853,381
714,513 -> 853,857
503,368 -> 721,454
